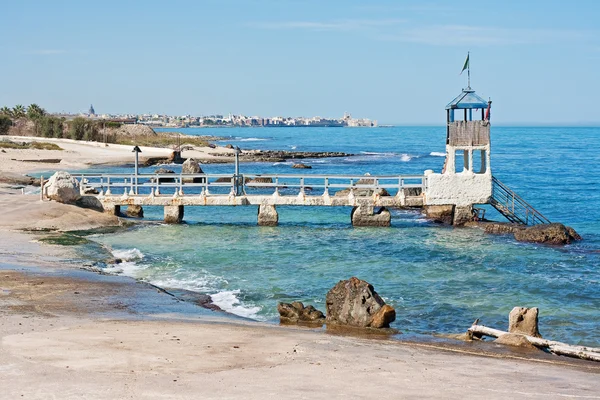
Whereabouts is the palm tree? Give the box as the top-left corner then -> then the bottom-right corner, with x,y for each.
27,103 -> 46,119
0,106 -> 13,118
12,105 -> 26,119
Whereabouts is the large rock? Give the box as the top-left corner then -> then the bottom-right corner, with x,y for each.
508,307 -> 541,338
351,206 -> 391,227
495,333 -> 538,350
292,163 -> 311,169
153,168 -> 176,183
325,277 -> 396,328
423,205 -> 454,225
513,223 -> 581,245
43,171 -> 80,204
278,302 -> 325,324
126,205 -> 144,218
181,158 -> 204,183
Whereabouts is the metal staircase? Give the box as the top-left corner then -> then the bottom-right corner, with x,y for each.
490,176 -> 551,225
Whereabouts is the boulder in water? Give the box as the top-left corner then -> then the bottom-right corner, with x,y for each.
513,223 -> 581,245
181,158 -> 204,183
43,171 -> 80,204
292,163 -> 311,169
325,277 -> 396,328
153,168 -> 176,183
508,307 -> 541,338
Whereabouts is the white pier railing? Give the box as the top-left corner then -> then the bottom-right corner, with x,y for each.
77,173 -> 426,199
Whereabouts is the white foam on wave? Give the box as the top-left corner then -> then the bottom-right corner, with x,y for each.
360,151 -> 395,156
400,154 -> 413,162
112,248 -> 144,261
104,261 -> 144,276
430,151 -> 445,157
239,138 -> 268,142
210,290 -> 262,320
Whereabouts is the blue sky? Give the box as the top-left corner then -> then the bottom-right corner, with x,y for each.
1,0 -> 599,124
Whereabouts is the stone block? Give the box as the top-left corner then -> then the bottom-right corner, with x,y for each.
351,206 -> 391,227
508,307 -> 541,338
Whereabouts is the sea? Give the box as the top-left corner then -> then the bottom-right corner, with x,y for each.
74,126 -> 599,346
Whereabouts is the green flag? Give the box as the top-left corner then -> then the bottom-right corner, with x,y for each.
460,53 -> 470,75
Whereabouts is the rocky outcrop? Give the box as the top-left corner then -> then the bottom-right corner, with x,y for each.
248,177 -> 273,184
126,205 -> 144,218
325,277 -> 396,329
423,205 -> 454,225
43,171 -> 80,204
336,174 -> 390,197
278,302 -> 325,324
0,172 -> 36,186
494,333 -> 538,350
508,307 -> 541,338
351,206 -> 391,227
336,188 -> 390,197
153,168 -> 176,183
292,163 -> 311,169
513,223 -> 581,245
181,158 -> 204,183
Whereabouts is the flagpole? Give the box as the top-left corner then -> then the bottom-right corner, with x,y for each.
467,51 -> 471,89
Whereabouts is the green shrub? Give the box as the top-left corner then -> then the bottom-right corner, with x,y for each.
0,115 -> 12,135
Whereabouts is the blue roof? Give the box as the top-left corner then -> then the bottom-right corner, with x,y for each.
446,88 -> 489,110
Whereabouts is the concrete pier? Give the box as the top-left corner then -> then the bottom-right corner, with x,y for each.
164,205 -> 184,224
351,205 -> 391,227
257,204 -> 278,226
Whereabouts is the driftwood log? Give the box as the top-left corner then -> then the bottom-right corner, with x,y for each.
468,323 -> 600,362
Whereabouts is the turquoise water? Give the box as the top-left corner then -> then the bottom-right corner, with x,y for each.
90,126 -> 600,346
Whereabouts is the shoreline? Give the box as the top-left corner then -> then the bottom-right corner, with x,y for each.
1,136 -> 599,397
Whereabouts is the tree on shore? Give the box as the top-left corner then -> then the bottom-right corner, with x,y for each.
68,117 -> 98,141
27,104 -> 46,119
0,107 -> 13,118
12,105 -> 26,119
0,115 -> 12,135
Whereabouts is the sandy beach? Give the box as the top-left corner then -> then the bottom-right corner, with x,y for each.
1,137 -> 599,399
0,135 -> 236,175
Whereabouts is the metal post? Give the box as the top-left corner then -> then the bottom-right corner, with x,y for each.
132,146 -> 142,195
134,151 -> 139,194
234,146 -> 242,196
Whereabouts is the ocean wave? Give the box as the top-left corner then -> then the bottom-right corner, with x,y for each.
112,248 -> 144,261
430,152 -> 445,157
238,138 -> 269,142
210,290 -> 262,319
103,261 -> 144,275
360,151 -> 396,156
399,154 -> 413,162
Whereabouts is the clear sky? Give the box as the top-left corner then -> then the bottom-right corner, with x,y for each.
1,0 -> 599,125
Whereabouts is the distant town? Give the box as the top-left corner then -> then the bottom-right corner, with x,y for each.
73,105 -> 378,128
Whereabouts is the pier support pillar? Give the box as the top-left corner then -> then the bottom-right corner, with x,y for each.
351,206 -> 391,227
453,205 -> 474,226
164,205 -> 184,224
126,205 -> 144,218
258,204 -> 278,226
103,204 -> 121,216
